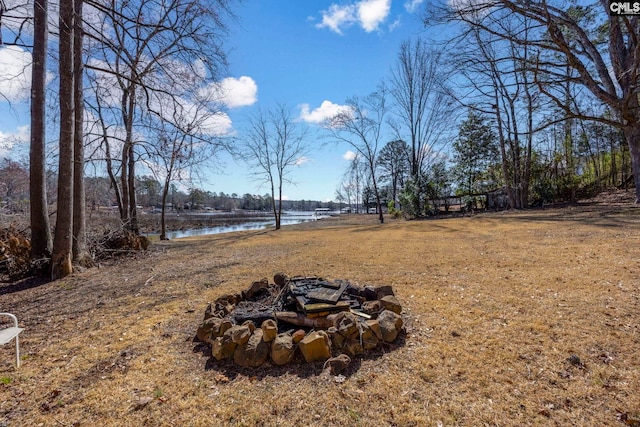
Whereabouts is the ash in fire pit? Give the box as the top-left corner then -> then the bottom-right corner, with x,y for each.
195,273 -> 404,372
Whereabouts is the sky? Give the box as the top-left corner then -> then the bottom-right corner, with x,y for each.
0,0 -> 443,202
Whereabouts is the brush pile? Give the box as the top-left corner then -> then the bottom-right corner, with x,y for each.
0,227 -> 33,278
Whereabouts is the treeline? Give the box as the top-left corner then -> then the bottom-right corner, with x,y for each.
134,179 -> 339,212
0,163 -> 336,214
332,3 -> 639,219
336,110 -> 632,217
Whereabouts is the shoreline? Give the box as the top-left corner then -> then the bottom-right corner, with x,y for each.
137,211 -> 326,236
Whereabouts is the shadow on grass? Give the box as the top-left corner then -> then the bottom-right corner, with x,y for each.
0,275 -> 49,296
386,202 -> 640,231
496,203 -> 640,229
195,330 -> 407,380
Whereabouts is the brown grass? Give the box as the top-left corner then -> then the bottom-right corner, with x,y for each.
1,199 -> 640,426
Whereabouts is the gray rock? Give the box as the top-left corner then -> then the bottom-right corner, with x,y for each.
271,333 -> 295,366
377,310 -> 403,343
261,319 -> 278,342
365,319 -> 383,341
333,312 -> 360,339
243,278 -> 269,300
375,285 -> 395,299
234,329 -> 270,368
360,322 -> 379,350
342,338 -> 364,357
242,320 -> 256,334
212,334 -> 237,360
274,272 -> 288,287
362,300 -> 383,316
228,325 -> 252,345
195,317 -> 219,342
299,330 -> 331,363
326,354 -> 351,375
380,295 -> 402,314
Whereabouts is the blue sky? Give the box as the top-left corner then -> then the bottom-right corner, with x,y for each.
0,0 -> 440,202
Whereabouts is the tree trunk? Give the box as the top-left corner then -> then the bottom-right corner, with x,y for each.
160,179 -> 170,240
127,141 -> 138,233
522,65 -> 534,208
52,0 -> 75,279
610,137 -> 617,187
29,0 -> 52,260
275,179 -> 282,230
494,102 -> 515,209
370,161 -> 384,224
123,85 -> 138,233
102,134 -> 124,218
120,85 -> 136,226
120,141 -> 129,223
623,125 -> 640,203
72,0 -> 92,267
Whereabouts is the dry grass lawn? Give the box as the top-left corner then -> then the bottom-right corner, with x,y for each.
1,200 -> 639,426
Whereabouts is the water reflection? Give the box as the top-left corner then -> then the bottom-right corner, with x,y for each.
160,215 -> 316,239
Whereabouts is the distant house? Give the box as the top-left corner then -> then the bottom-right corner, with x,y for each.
314,208 -> 331,218
486,188 -> 509,210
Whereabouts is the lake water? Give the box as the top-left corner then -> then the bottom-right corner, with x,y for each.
160,212 -> 319,239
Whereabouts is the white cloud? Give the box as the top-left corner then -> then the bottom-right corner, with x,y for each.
200,112 -> 233,136
343,150 -> 358,161
316,4 -> 357,34
150,90 -> 234,136
389,17 -> 401,31
295,156 -> 310,166
0,46 -> 32,102
299,100 -> 352,124
317,0 -> 391,34
358,0 -> 391,32
404,0 -> 425,13
203,76 -> 258,109
0,125 -> 30,156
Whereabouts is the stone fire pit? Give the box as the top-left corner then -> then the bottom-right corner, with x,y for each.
195,273 -> 404,373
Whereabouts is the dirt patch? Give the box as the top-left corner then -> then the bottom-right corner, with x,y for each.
1,194 -> 639,426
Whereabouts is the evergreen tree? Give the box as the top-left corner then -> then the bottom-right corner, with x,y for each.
452,110 -> 498,196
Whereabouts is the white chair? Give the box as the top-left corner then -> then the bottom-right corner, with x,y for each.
0,313 -> 24,368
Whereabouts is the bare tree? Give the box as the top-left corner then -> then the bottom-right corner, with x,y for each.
453,21 -> 540,208
29,0 -> 52,259
0,0 -> 31,47
84,74 -> 126,218
338,154 -> 367,214
143,93 -> 229,240
326,90 -> 387,224
0,158 -> 29,209
432,0 -> 640,202
51,0 -> 75,279
72,0 -> 92,266
388,40 -> 452,215
84,0 -> 235,232
242,105 -> 309,230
